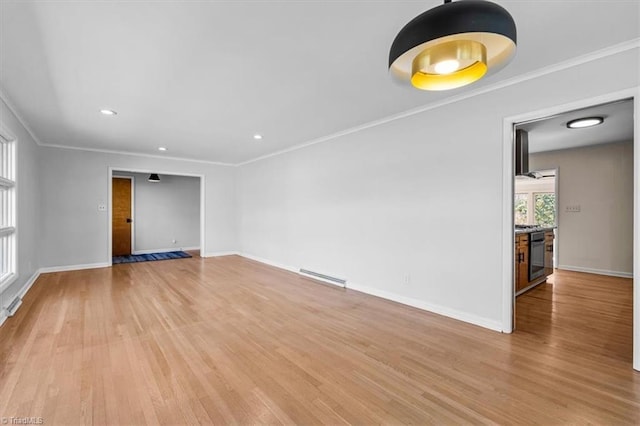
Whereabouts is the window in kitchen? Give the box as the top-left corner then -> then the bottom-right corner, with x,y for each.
514,193 -> 528,225
534,192 -> 555,227
0,126 -> 16,291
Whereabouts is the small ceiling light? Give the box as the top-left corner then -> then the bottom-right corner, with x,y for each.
100,109 -> 117,115
389,0 -> 517,91
253,134 -> 263,140
158,147 -> 167,151
566,117 -> 604,129
148,173 -> 160,182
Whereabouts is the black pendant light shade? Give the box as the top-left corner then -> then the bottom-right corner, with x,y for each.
148,173 -> 160,182
389,0 -> 517,91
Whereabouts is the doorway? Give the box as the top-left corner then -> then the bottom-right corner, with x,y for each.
108,168 -> 206,263
502,89 -> 639,371
112,176 -> 134,256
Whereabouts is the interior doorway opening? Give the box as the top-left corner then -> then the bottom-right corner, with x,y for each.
502,90 -> 638,371
109,168 -> 205,264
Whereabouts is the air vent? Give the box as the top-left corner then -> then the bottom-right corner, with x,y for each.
299,269 -> 346,288
5,297 -> 22,316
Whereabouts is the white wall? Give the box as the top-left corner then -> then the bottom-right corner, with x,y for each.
39,148 -> 236,268
0,97 -> 41,311
237,48 -> 639,331
113,172 -> 200,253
530,141 -> 633,276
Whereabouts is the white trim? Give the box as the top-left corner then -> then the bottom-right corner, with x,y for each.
237,253 -> 502,332
1,268 -> 41,327
633,93 -> 639,371
132,246 -> 199,255
44,143 -> 234,167
238,252 -> 297,273
502,87 -> 639,371
202,251 -> 239,258
0,272 -> 16,294
238,39 -> 640,167
17,269 -> 40,299
0,88 -> 44,146
108,167 -> 206,266
39,262 -> 110,273
556,265 -> 633,279
1,41 -> 637,168
347,281 -> 503,332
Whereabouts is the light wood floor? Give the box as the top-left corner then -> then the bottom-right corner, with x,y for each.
516,269 -> 634,363
0,256 -> 638,425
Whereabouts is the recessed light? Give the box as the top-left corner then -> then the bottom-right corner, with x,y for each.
253,134 -> 263,140
566,117 -> 604,129
100,109 -> 117,116
158,147 -> 167,152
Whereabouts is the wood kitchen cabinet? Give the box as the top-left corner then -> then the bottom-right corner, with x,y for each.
515,234 -> 529,293
544,230 -> 554,277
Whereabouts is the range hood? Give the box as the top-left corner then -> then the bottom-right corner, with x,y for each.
515,129 -> 531,177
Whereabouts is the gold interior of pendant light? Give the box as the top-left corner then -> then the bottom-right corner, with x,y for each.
411,40 -> 487,91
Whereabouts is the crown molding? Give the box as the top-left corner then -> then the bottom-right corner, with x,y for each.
237,38 -> 640,166
41,143 -> 235,167
0,87 -> 46,146
1,38 -> 638,167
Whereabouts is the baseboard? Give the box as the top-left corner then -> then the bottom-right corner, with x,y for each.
237,253 -> 502,332
0,268 -> 41,327
238,252 -> 298,273
347,281 -> 503,332
39,262 -> 111,273
132,246 -> 200,255
202,251 -> 240,258
557,265 -> 633,279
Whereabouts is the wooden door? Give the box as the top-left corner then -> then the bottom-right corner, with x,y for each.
112,178 -> 132,256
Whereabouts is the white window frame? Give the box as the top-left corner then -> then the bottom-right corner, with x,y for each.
0,124 -> 17,292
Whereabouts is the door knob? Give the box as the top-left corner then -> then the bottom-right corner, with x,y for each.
126,218 -> 132,223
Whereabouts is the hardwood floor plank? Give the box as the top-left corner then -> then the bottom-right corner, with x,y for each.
0,256 -> 637,424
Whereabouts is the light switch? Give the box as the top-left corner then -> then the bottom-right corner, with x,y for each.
98,204 -> 107,212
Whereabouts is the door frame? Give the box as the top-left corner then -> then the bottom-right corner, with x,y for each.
111,175 -> 135,255
107,167 -> 206,265
500,87 -> 639,371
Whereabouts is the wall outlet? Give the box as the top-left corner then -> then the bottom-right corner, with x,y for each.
565,205 -> 581,213
403,274 -> 411,286
172,239 -> 177,244
97,204 -> 107,212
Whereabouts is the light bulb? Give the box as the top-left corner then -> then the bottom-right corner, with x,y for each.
434,59 -> 460,75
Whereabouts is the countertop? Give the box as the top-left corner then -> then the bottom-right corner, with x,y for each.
515,227 -> 556,234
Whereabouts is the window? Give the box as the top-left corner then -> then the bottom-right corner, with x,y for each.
0,126 -> 16,290
514,193 -> 528,225
534,192 -> 556,227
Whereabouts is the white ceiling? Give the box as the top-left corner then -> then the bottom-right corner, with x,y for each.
518,99 -> 634,153
1,1 -> 638,164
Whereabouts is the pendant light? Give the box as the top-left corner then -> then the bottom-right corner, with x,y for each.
389,0 -> 517,91
148,173 -> 160,182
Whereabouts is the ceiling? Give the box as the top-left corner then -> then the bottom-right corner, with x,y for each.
518,99 -> 634,153
1,1 -> 638,164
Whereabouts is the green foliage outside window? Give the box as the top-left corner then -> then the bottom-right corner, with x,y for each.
534,193 -> 555,227
514,193 -> 528,225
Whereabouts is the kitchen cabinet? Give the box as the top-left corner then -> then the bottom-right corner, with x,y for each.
514,229 -> 555,296
544,230 -> 554,277
515,233 -> 529,293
